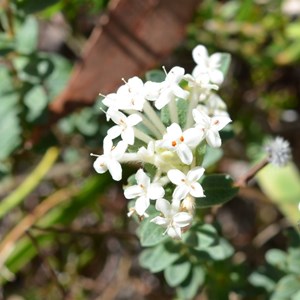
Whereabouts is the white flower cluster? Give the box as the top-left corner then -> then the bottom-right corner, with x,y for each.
91,45 -> 232,239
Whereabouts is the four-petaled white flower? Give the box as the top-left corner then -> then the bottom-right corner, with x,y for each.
124,169 -> 165,217
167,167 -> 205,200
157,123 -> 202,165
145,66 -> 189,109
151,198 -> 193,239
193,109 -> 231,148
92,137 -> 127,181
192,45 -> 225,85
107,109 -> 142,145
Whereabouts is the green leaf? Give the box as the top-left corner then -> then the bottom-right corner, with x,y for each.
265,249 -> 287,272
137,216 -> 168,247
288,249 -> 300,276
145,70 -> 165,82
257,163 -> 300,226
249,272 -> 276,292
292,290 -> 300,300
201,238 -> 234,261
164,259 -> 191,287
15,16 -> 38,54
74,108 -> 99,136
177,98 -> 189,128
202,146 -> 223,168
44,53 -> 72,100
183,223 -> 219,250
196,174 -> 238,208
24,85 -> 48,122
16,0 -> 60,14
139,242 -> 181,273
271,275 -> 300,300
0,90 -> 21,160
218,53 -> 231,79
160,105 -> 171,127
176,265 -> 205,300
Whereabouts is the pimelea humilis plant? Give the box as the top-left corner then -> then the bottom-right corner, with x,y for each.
91,45 -> 293,298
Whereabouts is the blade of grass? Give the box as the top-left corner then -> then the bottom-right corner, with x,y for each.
0,146 -> 59,220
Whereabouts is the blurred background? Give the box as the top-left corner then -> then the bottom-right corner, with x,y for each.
1,0 -> 300,299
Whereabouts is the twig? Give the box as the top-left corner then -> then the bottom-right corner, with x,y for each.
25,230 -> 70,299
235,157 -> 269,188
252,218 -> 291,248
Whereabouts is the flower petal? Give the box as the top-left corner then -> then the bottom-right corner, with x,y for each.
187,167 -> 205,182
209,69 -> 224,85
107,159 -> 122,181
150,216 -> 168,226
173,212 -> 193,227
155,198 -> 171,216
148,183 -> 165,200
166,66 -> 185,83
173,185 -> 189,200
167,169 -> 185,185
209,53 -> 223,68
135,196 -> 150,216
192,109 -> 210,127
127,114 -> 143,126
189,182 -> 205,198
206,130 -> 221,148
107,125 -> 122,140
183,128 -> 203,148
112,141 -> 127,159
93,156 -> 107,174
172,84 -> 189,100
135,169 -> 150,187
192,45 -> 209,65
121,127 -> 135,145
144,81 -> 161,100
211,115 -> 232,131
177,143 -> 193,165
167,226 -> 182,239
124,185 -> 143,199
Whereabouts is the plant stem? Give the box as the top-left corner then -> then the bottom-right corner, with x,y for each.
235,157 -> 269,187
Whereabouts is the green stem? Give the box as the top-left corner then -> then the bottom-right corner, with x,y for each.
184,87 -> 200,129
0,147 -> 59,220
134,128 -> 154,144
143,101 -> 166,137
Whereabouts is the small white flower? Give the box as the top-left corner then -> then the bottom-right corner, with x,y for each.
107,109 -> 142,145
102,93 -> 120,121
116,76 -> 146,111
184,73 -> 219,91
265,136 -> 291,167
167,167 -> 205,200
157,123 -> 202,165
193,109 -> 231,148
200,93 -> 228,117
145,66 -> 189,109
92,137 -> 127,181
124,169 -> 165,217
151,198 -> 192,239
192,45 -> 225,85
